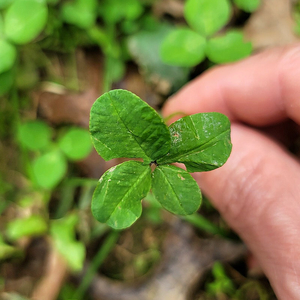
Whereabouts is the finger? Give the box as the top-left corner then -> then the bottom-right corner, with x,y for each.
163,43 -> 300,126
193,124 -> 300,299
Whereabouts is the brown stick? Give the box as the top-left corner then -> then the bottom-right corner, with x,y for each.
31,239 -> 68,300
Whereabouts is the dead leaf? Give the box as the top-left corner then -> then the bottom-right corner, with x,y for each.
244,0 -> 299,50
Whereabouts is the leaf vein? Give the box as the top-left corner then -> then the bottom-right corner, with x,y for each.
165,129 -> 230,163
107,166 -> 150,221
158,167 -> 186,214
108,93 -> 150,160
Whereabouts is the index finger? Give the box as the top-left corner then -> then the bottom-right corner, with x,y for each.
163,44 -> 300,126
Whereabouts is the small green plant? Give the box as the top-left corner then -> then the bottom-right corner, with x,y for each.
1,121 -> 94,271
206,261 -> 236,297
233,0 -> 261,12
50,213 -> 86,272
204,261 -> 272,299
89,89 -> 232,229
0,0 -> 49,95
61,0 -> 98,30
160,0 -> 260,67
0,0 -> 48,69
18,120 -> 93,190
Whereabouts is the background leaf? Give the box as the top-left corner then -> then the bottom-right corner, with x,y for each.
233,0 -> 261,13
0,0 -> 13,10
4,0 -> 48,44
0,69 -> 14,95
17,120 -> 52,151
32,149 -> 67,189
91,161 -> 151,229
61,0 -> 97,29
206,30 -> 252,64
46,0 -> 59,4
50,214 -> 85,272
105,56 -> 126,83
90,89 -> 170,162
157,113 -> 232,172
100,0 -> 144,24
58,127 -> 92,161
127,23 -> 189,93
152,164 -> 201,215
0,233 -> 22,260
0,13 -> 3,37
0,39 -> 16,73
160,28 -> 206,67
6,215 -> 48,241
184,0 -> 231,36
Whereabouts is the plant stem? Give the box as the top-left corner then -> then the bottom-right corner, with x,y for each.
182,213 -> 229,237
78,185 -> 94,211
55,185 -> 75,218
73,230 -> 120,299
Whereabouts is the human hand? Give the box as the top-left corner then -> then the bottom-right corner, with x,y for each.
163,44 -> 300,300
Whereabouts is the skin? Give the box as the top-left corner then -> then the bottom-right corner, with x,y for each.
163,44 -> 300,299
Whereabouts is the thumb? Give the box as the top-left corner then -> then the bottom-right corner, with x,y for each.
194,123 -> 300,299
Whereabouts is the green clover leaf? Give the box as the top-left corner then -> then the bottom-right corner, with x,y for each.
90,89 -> 170,162
4,0 -> 48,45
160,27 -> 206,67
184,0 -> 231,37
91,160 -> 151,229
152,164 -> 202,215
90,89 -> 232,229
206,30 -> 252,64
157,112 -> 232,172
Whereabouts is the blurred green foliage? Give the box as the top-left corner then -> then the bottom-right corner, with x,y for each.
18,120 -> 52,151
0,0 -> 260,96
204,261 -> 273,300
50,214 -> 86,271
58,127 -> 93,161
206,261 -> 236,296
4,0 -> 48,44
18,120 -> 92,190
233,0 -> 260,12
160,0 -> 256,67
6,215 -> 48,241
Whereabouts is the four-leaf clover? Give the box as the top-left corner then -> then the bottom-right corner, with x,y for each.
89,89 -> 232,229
